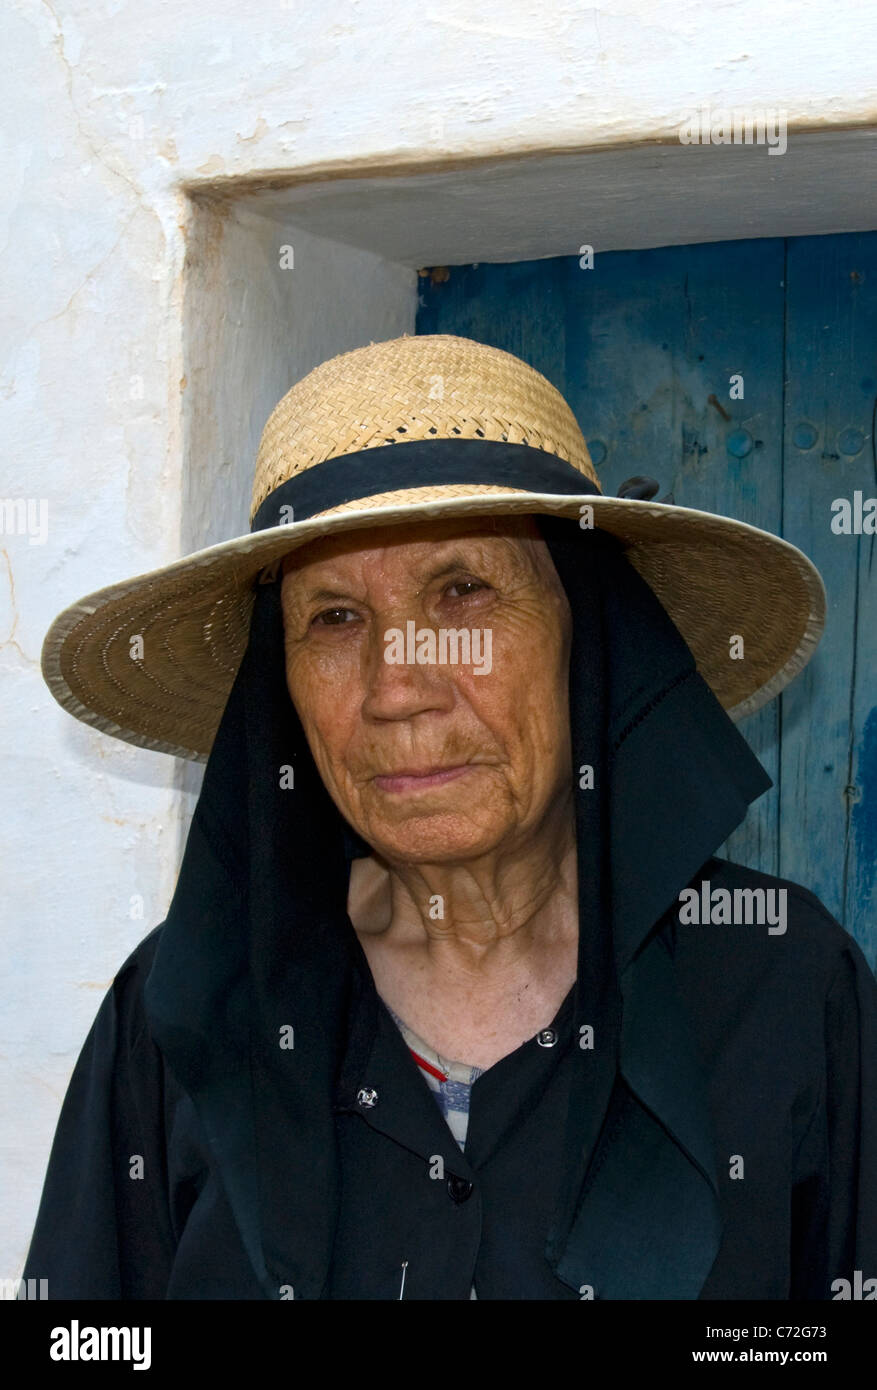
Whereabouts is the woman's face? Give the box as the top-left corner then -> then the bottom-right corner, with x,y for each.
280,514 -> 573,865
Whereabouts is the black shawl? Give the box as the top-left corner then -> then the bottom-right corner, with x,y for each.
139,515 -> 772,1298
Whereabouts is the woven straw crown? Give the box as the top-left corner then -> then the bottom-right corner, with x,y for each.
250,333 -> 599,523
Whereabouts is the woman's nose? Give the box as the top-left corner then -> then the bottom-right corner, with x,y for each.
360,618 -> 456,721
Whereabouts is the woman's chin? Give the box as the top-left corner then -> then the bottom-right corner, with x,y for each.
363,812 -> 507,866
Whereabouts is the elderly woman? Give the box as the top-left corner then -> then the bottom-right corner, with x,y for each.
24,335 -> 877,1300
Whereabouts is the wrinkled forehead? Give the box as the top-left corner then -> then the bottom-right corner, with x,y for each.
279,513 -> 563,590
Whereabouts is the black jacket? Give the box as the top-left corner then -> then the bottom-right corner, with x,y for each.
22,854 -> 877,1300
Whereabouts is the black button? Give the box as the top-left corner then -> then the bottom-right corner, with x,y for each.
447,1176 -> 474,1204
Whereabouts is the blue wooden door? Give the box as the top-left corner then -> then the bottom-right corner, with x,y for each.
417,235 -> 877,969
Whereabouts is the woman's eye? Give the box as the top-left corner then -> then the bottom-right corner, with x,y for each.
445,579 -> 488,598
311,607 -> 358,627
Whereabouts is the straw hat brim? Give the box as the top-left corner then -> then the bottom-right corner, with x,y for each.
41,488 -> 826,762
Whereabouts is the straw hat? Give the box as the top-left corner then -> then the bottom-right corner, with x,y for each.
41,333 -> 825,762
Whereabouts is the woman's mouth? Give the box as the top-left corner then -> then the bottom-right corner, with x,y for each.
372,765 -> 473,794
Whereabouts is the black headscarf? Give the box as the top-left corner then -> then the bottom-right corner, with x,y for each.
143,513 -> 772,1299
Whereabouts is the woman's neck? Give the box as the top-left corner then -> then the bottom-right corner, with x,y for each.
348,794 -> 579,975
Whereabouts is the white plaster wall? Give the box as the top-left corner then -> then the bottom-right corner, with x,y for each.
3,0 -> 876,1282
